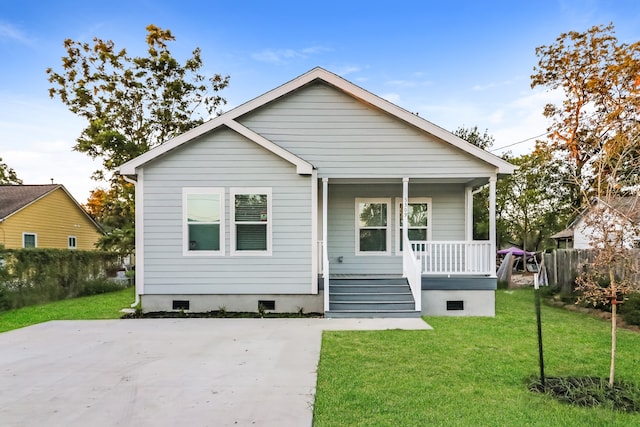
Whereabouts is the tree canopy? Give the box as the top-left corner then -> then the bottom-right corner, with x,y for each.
531,23 -> 640,208
534,22 -> 640,388
0,158 -> 22,185
47,25 -> 229,253
497,145 -> 573,251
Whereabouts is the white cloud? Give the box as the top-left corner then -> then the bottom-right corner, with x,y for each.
0,22 -> 32,45
471,76 -> 523,92
488,88 -> 562,155
251,46 -> 329,64
0,94 -> 101,202
381,93 -> 401,104
334,65 -> 361,76
406,85 -> 561,157
386,78 -> 432,88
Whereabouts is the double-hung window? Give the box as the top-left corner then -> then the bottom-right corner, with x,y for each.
231,188 -> 272,255
355,198 -> 391,255
396,197 -> 431,253
23,233 -> 37,248
183,188 -> 224,255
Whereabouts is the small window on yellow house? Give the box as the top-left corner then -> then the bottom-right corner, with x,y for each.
68,236 -> 77,249
23,233 -> 37,248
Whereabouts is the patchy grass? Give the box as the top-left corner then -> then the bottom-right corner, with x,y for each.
0,286 -> 134,333
313,289 -> 640,426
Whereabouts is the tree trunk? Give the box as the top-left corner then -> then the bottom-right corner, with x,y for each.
609,267 -> 617,388
610,300 -> 617,387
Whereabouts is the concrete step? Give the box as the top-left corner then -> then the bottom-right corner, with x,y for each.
330,292 -> 413,302
329,301 -> 416,311
325,310 -> 422,319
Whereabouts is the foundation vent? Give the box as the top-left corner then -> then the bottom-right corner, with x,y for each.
258,300 -> 275,311
446,300 -> 464,311
172,300 -> 190,310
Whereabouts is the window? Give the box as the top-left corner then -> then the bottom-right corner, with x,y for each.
231,188 -> 272,255
396,198 -> 432,253
68,236 -> 77,249
23,233 -> 37,248
183,188 -> 224,255
355,198 -> 391,255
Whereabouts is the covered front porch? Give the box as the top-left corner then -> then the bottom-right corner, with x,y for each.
315,176 -> 498,317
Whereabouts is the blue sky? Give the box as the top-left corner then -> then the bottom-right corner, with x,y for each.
2,0 -> 640,202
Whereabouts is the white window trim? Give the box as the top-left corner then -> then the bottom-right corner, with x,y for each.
68,235 -> 77,250
230,187 -> 272,256
182,187 -> 225,257
22,232 -> 37,248
355,198 -> 391,256
395,197 -> 432,255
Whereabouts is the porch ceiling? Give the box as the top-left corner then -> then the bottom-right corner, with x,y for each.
323,177 -> 491,186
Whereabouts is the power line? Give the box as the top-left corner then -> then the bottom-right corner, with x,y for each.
489,131 -> 551,152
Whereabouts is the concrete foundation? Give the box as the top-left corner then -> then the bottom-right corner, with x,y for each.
421,290 -> 495,316
142,292 -> 324,314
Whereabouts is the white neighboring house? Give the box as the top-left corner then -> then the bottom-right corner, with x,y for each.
552,197 -> 640,250
118,67 -> 515,318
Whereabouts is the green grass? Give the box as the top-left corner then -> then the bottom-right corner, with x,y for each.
314,289 -> 640,426
0,287 -> 134,333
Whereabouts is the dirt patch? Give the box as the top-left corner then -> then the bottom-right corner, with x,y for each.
123,310 -> 324,319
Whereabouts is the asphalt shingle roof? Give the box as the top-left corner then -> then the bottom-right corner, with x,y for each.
0,184 -> 60,220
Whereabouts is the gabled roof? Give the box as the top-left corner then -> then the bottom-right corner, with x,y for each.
119,67 -> 515,176
0,184 -> 60,220
550,196 -> 640,240
0,184 -> 102,231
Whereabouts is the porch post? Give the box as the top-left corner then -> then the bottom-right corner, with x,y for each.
402,178 -> 409,245
489,175 -> 497,276
311,170 -> 318,294
322,178 -> 329,312
465,186 -> 473,241
401,178 -> 411,277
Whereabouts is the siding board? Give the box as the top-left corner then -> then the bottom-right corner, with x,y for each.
142,127 -> 312,295
239,82 -> 496,178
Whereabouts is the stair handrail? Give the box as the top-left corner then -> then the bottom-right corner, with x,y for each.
323,241 -> 329,312
403,242 -> 422,312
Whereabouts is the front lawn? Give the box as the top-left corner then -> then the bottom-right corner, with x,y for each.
0,286 -> 134,333
314,289 -> 640,426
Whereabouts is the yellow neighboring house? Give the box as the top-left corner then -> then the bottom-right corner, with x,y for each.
0,184 -> 103,250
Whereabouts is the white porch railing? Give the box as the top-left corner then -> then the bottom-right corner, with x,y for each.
411,241 -> 493,275
403,241 -> 422,311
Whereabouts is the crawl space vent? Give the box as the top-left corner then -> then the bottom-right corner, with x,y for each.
172,300 -> 190,310
258,300 -> 275,311
446,300 -> 464,311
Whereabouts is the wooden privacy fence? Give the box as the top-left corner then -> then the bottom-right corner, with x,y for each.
543,248 -> 640,294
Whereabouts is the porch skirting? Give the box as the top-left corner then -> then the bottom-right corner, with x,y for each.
421,276 -> 497,290
421,290 -> 495,316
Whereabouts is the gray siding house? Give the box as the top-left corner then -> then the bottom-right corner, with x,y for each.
119,67 -> 514,317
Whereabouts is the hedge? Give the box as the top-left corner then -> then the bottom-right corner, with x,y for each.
0,248 -> 128,311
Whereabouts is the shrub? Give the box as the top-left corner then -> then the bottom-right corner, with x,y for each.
529,376 -> 640,413
620,292 -> 640,326
0,248 -> 126,311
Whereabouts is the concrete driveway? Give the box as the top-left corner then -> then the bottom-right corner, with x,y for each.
0,318 -> 430,427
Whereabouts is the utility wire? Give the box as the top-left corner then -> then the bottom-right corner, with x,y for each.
489,131 -> 551,152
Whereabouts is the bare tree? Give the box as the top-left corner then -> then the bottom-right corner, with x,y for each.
574,130 -> 640,387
